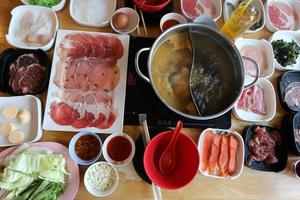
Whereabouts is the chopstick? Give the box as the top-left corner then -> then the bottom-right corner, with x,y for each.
133,5 -> 141,35
139,9 -> 148,36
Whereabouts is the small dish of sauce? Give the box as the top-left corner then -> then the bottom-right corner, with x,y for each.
103,133 -> 135,165
160,12 -> 187,32
292,160 -> 300,179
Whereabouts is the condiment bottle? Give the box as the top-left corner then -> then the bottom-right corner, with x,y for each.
220,0 -> 261,41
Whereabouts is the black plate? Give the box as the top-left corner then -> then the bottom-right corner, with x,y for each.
243,125 -> 288,172
0,48 -> 51,95
282,112 -> 300,156
0,48 -> 15,92
278,71 -> 300,112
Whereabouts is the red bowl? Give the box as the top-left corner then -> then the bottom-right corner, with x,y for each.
144,130 -> 200,189
131,0 -> 171,12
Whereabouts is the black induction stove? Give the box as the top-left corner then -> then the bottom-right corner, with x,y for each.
124,36 -> 231,129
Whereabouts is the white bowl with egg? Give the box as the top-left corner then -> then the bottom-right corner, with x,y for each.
84,161 -> 119,197
20,0 -> 67,11
235,38 -> 275,78
269,31 -> 300,71
0,95 -> 42,147
70,0 -> 116,27
233,79 -> 276,122
6,5 -> 58,51
110,7 -> 140,35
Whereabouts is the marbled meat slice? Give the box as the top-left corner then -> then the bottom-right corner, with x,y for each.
218,135 -> 230,177
284,82 -> 300,109
237,85 -> 266,115
208,134 -> 222,175
228,135 -> 239,175
9,54 -> 46,94
268,1 -> 297,30
182,0 -> 216,19
201,130 -> 214,172
58,33 -> 124,61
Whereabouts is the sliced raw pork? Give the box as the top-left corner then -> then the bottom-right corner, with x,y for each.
237,84 -> 266,115
181,0 -> 216,19
268,1 -> 297,30
284,82 -> 300,109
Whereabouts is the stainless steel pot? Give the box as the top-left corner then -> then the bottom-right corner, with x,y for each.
135,17 -> 258,120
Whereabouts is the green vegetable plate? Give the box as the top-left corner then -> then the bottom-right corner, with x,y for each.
21,0 -> 66,11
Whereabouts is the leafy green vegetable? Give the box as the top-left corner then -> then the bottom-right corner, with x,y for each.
272,39 -> 300,67
28,0 -> 62,7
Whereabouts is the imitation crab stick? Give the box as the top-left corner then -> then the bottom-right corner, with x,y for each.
228,135 -> 239,175
201,130 -> 214,171
208,134 -> 222,175
218,135 -> 229,177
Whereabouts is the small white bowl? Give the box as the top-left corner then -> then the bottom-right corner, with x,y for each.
265,0 -> 300,32
70,0 -> 116,27
233,79 -> 276,122
6,5 -> 58,51
110,8 -> 139,35
180,0 -> 222,21
198,128 -> 244,179
160,12 -> 187,32
20,0 -> 66,11
84,161 -> 119,197
269,30 -> 300,71
224,0 -> 265,33
102,133 -> 135,166
235,38 -> 275,78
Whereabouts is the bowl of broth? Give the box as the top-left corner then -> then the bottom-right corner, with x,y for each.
135,17 -> 256,120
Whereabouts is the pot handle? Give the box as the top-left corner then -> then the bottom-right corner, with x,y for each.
135,47 -> 151,83
193,16 -> 217,29
242,56 -> 260,88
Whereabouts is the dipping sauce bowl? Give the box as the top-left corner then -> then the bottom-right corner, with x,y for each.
292,160 -> 300,179
160,13 -> 187,32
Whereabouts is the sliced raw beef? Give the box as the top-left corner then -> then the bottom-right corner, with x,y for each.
237,85 -> 266,115
50,102 -> 80,125
240,45 -> 267,77
182,0 -> 216,19
268,1 -> 297,30
58,33 -> 124,60
9,54 -> 46,94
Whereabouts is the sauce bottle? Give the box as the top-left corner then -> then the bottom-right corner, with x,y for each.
220,0 -> 261,41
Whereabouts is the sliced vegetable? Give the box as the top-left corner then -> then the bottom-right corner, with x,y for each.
272,39 -> 300,67
28,0 -> 62,7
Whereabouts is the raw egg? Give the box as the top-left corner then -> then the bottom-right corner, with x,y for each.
114,12 -> 129,29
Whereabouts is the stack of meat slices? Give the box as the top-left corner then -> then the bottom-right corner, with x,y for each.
50,33 -> 124,129
284,82 -> 300,110
201,130 -> 239,177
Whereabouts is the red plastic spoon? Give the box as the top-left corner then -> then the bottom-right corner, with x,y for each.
159,120 -> 183,174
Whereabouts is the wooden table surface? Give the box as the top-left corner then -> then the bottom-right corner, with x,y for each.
0,1 -> 299,200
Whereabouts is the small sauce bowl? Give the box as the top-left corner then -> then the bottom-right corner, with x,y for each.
160,13 -> 187,32
102,133 -> 135,166
69,130 -> 102,165
292,160 -> 300,179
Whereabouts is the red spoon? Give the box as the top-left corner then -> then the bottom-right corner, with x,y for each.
159,121 -> 183,174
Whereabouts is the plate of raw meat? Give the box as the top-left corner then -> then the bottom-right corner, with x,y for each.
244,125 -> 287,172
43,30 -> 129,133
198,128 -> 244,179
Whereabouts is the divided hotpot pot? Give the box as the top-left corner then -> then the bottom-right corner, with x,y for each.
135,17 -> 259,120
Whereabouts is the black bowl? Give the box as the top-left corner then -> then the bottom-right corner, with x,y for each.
278,71 -> 300,112
0,48 -> 51,95
243,125 -> 288,172
282,112 -> 300,156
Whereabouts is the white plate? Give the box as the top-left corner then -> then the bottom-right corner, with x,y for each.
43,29 -> 129,134
6,5 -> 58,51
198,128 -> 244,179
235,38 -> 275,78
233,79 -> 276,122
70,0 -> 116,27
269,30 -> 300,71
180,0 -> 222,21
0,95 -> 42,147
224,0 -> 265,33
20,0 -> 66,11
265,0 -> 300,32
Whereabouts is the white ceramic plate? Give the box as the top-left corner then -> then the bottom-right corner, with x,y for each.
0,95 -> 42,147
43,29 -> 129,134
70,0 -> 116,27
224,0 -> 265,33
235,38 -> 275,78
233,79 -> 276,122
269,30 -> 300,71
265,0 -> 300,32
198,128 -> 244,179
6,5 -> 58,51
20,0 -> 66,11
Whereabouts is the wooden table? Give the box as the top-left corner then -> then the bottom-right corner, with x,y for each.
0,1 -> 299,200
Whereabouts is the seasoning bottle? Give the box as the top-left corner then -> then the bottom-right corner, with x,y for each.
220,0 -> 261,41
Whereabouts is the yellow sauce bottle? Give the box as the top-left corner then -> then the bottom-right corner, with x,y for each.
221,0 -> 261,41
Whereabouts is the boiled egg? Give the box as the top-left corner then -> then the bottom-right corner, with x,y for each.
113,12 -> 129,29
